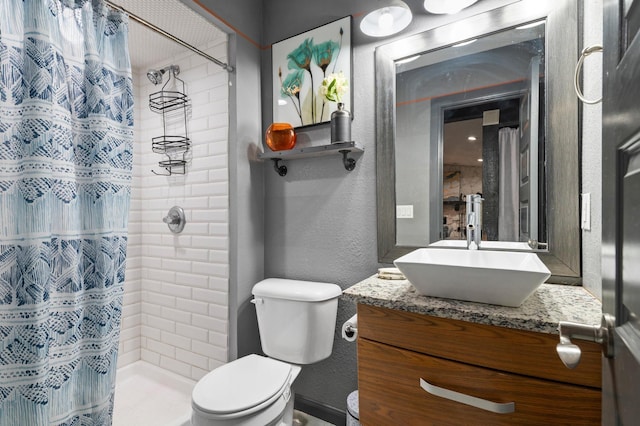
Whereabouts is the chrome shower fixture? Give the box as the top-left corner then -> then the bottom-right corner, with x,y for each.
146,65 -> 180,85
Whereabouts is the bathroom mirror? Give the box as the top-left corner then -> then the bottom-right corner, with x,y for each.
376,0 -> 580,282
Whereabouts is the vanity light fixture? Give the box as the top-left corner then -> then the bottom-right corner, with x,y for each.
360,1 -> 413,37
468,136 -> 477,141
423,0 -> 478,15
477,158 -> 483,162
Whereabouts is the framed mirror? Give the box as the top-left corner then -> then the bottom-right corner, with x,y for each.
376,0 -> 580,282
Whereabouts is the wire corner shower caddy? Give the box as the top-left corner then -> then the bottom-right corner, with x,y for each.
149,65 -> 191,176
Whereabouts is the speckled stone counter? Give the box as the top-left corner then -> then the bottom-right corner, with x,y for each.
342,275 -> 601,334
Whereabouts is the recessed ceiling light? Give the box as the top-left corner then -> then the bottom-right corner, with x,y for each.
360,1 -> 413,38
468,136 -> 477,141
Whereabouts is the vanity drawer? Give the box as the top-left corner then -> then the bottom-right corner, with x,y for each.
358,338 -> 600,426
357,304 -> 601,388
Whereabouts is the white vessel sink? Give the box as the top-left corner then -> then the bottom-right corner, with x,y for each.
429,240 -> 532,251
393,248 -> 551,307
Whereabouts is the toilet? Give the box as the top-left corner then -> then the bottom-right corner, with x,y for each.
191,278 -> 342,426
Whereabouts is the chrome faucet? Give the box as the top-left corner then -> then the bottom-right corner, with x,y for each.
527,239 -> 548,250
466,194 -> 483,249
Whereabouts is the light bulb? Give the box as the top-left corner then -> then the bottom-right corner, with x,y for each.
378,9 -> 394,31
360,2 -> 412,38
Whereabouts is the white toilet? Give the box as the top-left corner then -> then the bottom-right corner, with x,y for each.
191,278 -> 342,426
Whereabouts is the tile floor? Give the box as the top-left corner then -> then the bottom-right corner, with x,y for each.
113,361 -> 335,426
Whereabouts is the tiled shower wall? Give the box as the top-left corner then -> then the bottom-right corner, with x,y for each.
118,37 -> 230,382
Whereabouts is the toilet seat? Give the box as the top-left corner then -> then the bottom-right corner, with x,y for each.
192,354 -> 293,419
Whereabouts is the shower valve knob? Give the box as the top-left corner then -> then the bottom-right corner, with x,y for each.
163,206 -> 186,233
163,214 -> 179,224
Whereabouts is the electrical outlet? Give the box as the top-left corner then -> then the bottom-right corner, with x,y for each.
396,205 -> 414,219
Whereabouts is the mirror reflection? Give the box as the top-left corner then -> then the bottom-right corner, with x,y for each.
376,0 -> 580,281
394,22 -> 546,248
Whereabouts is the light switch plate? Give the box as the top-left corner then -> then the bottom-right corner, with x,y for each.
397,205 -> 414,219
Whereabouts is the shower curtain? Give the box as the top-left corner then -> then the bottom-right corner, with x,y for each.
0,0 -> 132,424
498,127 -> 519,241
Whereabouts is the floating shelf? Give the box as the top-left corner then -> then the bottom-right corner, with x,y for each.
258,141 -> 364,176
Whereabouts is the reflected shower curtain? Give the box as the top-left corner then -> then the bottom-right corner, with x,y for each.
0,0 -> 132,424
498,127 -> 519,241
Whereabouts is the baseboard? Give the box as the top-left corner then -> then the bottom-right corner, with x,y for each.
294,394 -> 346,426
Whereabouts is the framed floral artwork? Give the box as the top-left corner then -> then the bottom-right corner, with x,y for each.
272,16 -> 352,128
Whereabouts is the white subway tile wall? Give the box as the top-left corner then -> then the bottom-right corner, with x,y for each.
118,37 -> 230,382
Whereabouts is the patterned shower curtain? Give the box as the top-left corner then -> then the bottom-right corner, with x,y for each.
0,0 -> 133,424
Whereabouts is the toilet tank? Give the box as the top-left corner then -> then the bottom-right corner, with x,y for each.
252,278 -> 342,364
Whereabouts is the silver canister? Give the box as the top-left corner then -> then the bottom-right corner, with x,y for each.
331,102 -> 351,143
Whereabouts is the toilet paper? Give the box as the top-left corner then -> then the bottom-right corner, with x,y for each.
342,314 -> 358,342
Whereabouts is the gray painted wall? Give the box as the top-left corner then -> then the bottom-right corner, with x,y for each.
581,0 -> 603,299
396,103 -> 431,246
228,34 -> 265,361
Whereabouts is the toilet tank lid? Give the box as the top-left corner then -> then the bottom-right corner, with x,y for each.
252,278 -> 342,302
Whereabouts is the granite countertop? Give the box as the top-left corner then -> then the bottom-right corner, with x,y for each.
342,275 -> 602,334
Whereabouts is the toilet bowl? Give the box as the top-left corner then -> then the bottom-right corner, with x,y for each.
190,278 -> 342,426
191,354 -> 301,426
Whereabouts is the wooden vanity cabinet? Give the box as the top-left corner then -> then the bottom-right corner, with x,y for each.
356,304 -> 601,425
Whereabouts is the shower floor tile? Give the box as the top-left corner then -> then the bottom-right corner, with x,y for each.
113,361 -> 194,426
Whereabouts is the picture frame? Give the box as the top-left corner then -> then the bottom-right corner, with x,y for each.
272,16 -> 352,128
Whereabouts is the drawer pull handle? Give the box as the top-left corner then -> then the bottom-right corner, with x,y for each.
420,378 -> 515,414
